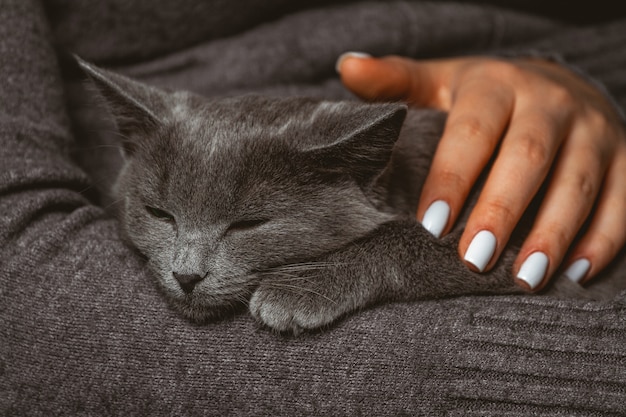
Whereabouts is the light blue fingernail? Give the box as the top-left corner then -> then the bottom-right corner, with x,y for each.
464,230 -> 497,272
563,258 -> 590,283
421,200 -> 450,238
335,52 -> 372,73
517,252 -> 549,289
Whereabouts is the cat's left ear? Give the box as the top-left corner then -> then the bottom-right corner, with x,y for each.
305,103 -> 407,185
74,55 -> 167,155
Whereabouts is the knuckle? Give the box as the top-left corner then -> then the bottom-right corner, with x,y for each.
483,197 -> 517,225
449,116 -> 493,143
584,108 -> 610,135
548,84 -> 576,107
514,133 -> 552,168
437,168 -> 470,191
464,60 -> 525,87
486,60 -> 523,81
579,109 -> 616,164
543,221 -> 574,249
568,170 -> 598,202
593,231 -> 618,258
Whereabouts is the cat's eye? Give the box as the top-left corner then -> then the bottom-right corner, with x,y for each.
226,218 -> 269,234
145,206 -> 175,222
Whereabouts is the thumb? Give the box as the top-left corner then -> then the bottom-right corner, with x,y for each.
336,53 -> 452,109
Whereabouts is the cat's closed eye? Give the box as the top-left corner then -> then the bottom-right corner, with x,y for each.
226,218 -> 269,234
145,205 -> 175,222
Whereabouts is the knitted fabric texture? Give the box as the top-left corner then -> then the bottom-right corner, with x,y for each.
1,0 -> 625,415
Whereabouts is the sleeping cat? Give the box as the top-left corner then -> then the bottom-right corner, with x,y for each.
75,57 -> 624,333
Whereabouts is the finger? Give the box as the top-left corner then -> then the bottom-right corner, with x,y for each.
561,144 -> 626,285
418,79 -> 514,237
459,106 -> 571,273
336,53 -> 454,108
512,120 -> 608,291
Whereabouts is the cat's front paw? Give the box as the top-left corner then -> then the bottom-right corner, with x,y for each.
249,283 -> 343,334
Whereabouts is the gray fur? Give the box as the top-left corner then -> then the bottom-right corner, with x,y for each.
78,58 -> 625,333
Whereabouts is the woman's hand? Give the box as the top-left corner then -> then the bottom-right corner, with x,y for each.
337,53 -> 626,291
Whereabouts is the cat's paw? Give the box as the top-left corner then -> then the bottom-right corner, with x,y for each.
249,284 -> 342,334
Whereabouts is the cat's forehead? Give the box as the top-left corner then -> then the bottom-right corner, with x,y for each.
158,96 -> 327,164
135,95 -> 368,192
190,96 -> 356,147
169,109 -> 286,165
136,104 -> 305,212
200,96 -> 317,135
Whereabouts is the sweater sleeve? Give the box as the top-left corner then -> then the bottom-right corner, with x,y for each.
1,1 -> 625,416
0,0 -> 99,261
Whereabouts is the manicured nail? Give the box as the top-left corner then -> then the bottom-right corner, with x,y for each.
335,52 -> 372,73
421,200 -> 450,238
464,230 -> 497,272
516,252 -> 549,290
563,258 -> 590,283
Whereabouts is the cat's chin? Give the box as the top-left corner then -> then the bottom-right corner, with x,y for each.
156,281 -> 255,324
164,294 -> 249,324
173,300 -> 248,324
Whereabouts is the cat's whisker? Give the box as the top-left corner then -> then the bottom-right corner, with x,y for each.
209,278 -> 257,298
258,272 -> 319,285
77,184 -> 96,194
262,270 -> 314,278
102,197 -> 125,211
75,137 -> 125,150
224,291 -> 248,306
271,261 -> 348,271
241,292 -> 253,304
262,282 -> 338,305
88,144 -> 125,150
211,286 -> 250,297
81,126 -> 133,143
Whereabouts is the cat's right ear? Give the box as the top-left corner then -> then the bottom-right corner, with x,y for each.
74,55 -> 166,156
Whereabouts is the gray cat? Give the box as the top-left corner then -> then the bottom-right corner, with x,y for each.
75,58 -> 624,333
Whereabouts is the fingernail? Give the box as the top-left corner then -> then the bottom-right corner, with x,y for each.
421,200 -> 450,238
464,230 -> 497,272
516,252 -> 549,290
563,258 -> 590,283
335,52 -> 372,73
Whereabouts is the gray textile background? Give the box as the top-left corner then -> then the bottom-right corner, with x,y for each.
1,0 -> 625,415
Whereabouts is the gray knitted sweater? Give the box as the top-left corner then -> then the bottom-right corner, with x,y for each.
2,0 -> 625,415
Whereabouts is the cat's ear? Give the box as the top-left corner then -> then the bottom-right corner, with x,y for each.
74,55 -> 166,155
305,103 -> 407,185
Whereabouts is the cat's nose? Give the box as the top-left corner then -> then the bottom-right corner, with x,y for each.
173,272 -> 204,294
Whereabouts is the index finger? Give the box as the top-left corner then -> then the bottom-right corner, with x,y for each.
337,54 -> 454,108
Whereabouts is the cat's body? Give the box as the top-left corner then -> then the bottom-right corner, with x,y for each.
75,58 -> 625,333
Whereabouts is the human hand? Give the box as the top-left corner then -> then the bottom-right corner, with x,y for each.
336,53 -> 626,291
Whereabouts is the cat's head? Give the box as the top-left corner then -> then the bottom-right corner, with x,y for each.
78,58 -> 406,321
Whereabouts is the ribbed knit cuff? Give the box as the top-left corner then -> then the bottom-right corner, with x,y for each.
447,296 -> 626,416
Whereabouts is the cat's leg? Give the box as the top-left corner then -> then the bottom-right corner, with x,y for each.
249,220 -> 523,333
